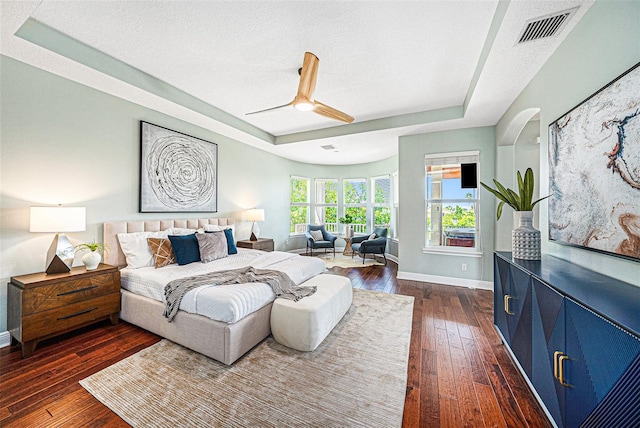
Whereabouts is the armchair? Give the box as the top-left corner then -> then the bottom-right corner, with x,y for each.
351,227 -> 388,264
305,224 -> 337,256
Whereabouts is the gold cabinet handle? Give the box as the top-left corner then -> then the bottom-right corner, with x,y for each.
553,351 -> 562,380
504,295 -> 514,315
558,355 -> 570,387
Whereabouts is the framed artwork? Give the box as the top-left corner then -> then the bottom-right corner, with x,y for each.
140,121 -> 218,213
548,62 -> 640,261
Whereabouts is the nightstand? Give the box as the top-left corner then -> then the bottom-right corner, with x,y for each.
7,264 -> 121,357
236,238 -> 274,252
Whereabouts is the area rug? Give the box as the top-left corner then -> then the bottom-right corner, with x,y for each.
318,252 -> 385,268
80,289 -> 414,427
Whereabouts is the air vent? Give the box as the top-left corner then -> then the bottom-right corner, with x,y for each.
516,7 -> 577,44
321,145 -> 336,150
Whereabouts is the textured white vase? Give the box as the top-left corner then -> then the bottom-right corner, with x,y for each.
512,211 -> 541,260
82,251 -> 101,270
344,224 -> 353,239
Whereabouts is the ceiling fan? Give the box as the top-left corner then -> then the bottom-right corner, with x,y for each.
246,52 -> 354,124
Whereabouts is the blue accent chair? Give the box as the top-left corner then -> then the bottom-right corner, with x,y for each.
351,227 -> 388,264
305,224 -> 337,256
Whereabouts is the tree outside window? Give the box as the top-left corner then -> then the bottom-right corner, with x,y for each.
290,176 -> 310,234
343,178 -> 367,233
372,175 -> 391,230
315,179 -> 338,232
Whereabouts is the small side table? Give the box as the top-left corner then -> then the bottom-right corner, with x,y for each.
236,238 -> 274,252
343,237 -> 354,256
8,264 -> 121,357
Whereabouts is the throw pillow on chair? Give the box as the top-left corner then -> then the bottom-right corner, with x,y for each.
310,230 -> 324,241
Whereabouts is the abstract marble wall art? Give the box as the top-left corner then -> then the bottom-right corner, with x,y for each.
140,122 -> 217,212
549,62 -> 640,261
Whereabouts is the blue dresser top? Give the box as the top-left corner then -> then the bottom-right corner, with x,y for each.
496,252 -> 640,338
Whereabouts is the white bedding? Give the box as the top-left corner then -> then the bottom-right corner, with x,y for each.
120,249 -> 326,323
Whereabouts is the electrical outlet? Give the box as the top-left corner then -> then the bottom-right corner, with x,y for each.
461,263 -> 467,271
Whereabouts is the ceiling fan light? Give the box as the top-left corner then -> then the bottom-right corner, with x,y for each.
294,101 -> 314,112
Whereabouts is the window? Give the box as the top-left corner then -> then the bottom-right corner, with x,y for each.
314,179 -> 338,233
425,152 -> 479,252
290,176 -> 310,234
372,175 -> 391,230
343,178 -> 367,234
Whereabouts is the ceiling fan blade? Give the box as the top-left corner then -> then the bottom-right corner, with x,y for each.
245,102 -> 292,115
293,52 -> 319,104
313,100 -> 354,123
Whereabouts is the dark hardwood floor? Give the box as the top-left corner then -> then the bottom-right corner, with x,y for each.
0,260 -> 551,427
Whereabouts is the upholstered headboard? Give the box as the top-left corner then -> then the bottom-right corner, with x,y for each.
103,217 -> 235,267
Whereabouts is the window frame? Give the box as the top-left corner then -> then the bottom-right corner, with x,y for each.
343,178 -> 368,235
371,175 -> 392,232
424,151 -> 481,256
314,178 -> 339,233
289,175 -> 310,236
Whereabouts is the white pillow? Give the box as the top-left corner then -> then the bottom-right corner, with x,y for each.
310,230 -> 324,241
165,227 -> 197,235
203,224 -> 234,237
117,230 -> 169,269
368,233 -> 377,240
203,224 -> 223,232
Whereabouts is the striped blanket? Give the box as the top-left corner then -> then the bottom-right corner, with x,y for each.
163,266 -> 317,322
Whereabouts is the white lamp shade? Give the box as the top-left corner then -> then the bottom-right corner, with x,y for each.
30,206 -> 86,232
246,209 -> 265,222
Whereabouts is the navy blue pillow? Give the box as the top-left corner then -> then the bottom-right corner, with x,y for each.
206,229 -> 238,255
224,228 -> 237,255
168,234 -> 200,265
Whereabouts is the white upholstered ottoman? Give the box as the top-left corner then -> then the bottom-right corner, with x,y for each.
270,274 -> 352,352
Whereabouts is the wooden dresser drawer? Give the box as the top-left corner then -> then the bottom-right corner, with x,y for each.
8,264 -> 122,357
21,293 -> 120,342
22,272 -> 120,316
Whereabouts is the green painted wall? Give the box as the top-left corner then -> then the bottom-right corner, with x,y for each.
496,0 -> 640,286
0,55 -> 396,332
398,127 -> 496,285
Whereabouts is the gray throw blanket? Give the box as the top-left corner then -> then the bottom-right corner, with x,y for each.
163,266 -> 317,322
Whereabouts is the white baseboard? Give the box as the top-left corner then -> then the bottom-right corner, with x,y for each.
397,271 -> 493,291
0,331 -> 11,348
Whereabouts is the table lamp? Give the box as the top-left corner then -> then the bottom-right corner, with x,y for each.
30,206 -> 86,274
246,209 -> 265,241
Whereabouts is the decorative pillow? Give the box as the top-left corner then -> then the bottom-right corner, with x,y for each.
196,232 -> 228,263
310,230 -> 324,241
168,233 -> 201,265
117,231 -> 169,269
147,237 -> 176,268
368,233 -> 377,240
203,224 -> 223,232
224,228 -> 238,255
224,224 -> 236,237
165,227 -> 197,235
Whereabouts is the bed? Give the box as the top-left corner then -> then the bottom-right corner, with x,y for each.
104,217 -> 326,364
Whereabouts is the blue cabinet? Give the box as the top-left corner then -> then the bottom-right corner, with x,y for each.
494,255 -> 532,377
495,252 -> 640,428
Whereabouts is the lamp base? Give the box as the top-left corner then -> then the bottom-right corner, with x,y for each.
45,234 -> 74,274
250,221 -> 260,241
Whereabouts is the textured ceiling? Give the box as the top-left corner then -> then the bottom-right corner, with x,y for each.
0,0 -> 594,165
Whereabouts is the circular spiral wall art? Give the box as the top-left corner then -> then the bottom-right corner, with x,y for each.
140,122 -> 217,212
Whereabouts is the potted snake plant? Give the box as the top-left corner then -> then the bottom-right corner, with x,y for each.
481,168 -> 550,260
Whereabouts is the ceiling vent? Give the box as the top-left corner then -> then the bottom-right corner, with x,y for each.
321,145 -> 337,150
516,7 -> 577,45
